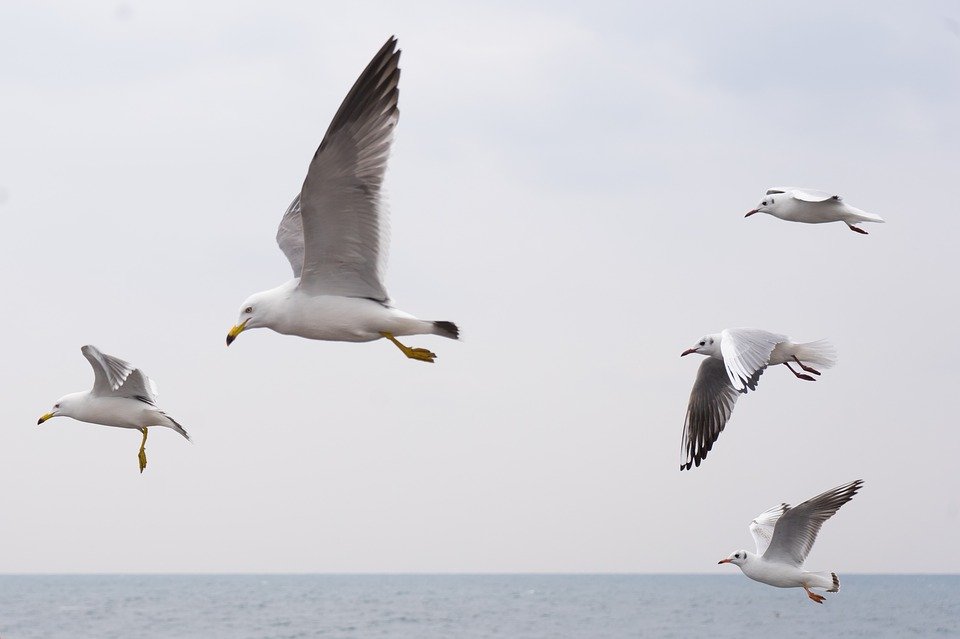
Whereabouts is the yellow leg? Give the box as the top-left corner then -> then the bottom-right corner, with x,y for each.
138,427 -> 148,474
381,332 -> 437,363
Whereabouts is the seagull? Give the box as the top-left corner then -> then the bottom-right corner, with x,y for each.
226,37 -> 459,363
37,345 -> 190,473
679,328 -> 836,470
718,479 -> 864,604
745,187 -> 885,234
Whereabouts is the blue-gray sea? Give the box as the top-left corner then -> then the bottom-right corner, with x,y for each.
0,575 -> 956,638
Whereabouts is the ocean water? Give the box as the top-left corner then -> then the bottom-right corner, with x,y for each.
0,574 -> 956,638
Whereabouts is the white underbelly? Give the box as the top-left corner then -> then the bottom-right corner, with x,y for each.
74,398 -> 158,429
273,295 -> 425,342
743,562 -> 804,588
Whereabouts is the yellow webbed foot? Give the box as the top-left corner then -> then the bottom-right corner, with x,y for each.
138,427 -> 148,474
403,347 -> 437,363
380,332 -> 437,364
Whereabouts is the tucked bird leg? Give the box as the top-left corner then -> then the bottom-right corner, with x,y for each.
846,223 -> 868,235
380,332 -> 437,363
793,356 -> 821,376
783,362 -> 816,382
804,586 -> 826,604
137,427 -> 148,474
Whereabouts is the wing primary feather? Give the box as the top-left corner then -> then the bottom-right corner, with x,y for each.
762,480 -> 864,566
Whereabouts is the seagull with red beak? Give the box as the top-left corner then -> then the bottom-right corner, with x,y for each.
745,187 -> 884,234
718,480 -> 863,604
679,328 -> 836,470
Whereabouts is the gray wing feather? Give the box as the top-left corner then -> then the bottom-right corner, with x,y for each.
82,345 -> 135,394
81,345 -> 158,403
276,194 -> 305,277
680,358 -> 743,470
295,36 -> 399,302
763,480 -> 864,566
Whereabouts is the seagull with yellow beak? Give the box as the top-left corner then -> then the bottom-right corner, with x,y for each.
226,37 -> 459,362
37,345 -> 190,473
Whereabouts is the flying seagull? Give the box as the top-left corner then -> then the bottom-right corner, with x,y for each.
718,479 -> 864,604
226,37 -> 459,363
679,328 -> 836,470
745,187 -> 884,234
37,345 -> 190,473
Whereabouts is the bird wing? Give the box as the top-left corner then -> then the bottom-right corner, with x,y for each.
680,357 -> 744,470
81,345 -> 158,403
276,194 -> 305,277
762,479 -> 864,566
749,503 -> 789,555
766,187 -> 840,203
117,369 -> 160,404
720,328 -> 785,392
293,36 -> 400,302
82,345 -> 136,395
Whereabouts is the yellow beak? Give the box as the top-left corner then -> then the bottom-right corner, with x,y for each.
226,319 -> 248,346
37,412 -> 54,425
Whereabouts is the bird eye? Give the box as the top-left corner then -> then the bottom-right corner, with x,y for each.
244,306 -> 253,314
54,403 -> 60,409
699,341 -> 705,346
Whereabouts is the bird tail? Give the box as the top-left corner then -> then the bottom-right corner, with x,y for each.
850,207 -> 885,223
160,413 -> 191,441
432,321 -> 460,340
793,340 -> 837,368
805,571 -> 840,592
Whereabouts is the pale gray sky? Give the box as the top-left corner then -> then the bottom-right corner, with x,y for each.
1,0 -> 958,573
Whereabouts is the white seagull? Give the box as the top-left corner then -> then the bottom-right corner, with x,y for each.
37,345 -> 190,473
680,328 -> 836,470
745,187 -> 884,234
226,37 -> 459,363
718,479 -> 864,604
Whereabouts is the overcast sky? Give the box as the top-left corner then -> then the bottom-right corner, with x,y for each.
1,0 -> 958,573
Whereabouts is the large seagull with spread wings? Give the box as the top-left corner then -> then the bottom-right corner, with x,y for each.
227,37 -> 458,362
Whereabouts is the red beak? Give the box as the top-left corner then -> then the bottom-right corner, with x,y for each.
718,558 -> 732,564
745,209 -> 758,217
681,348 -> 697,357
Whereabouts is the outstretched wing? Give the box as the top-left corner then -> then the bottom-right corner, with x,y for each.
749,503 -> 789,555
720,328 -> 785,392
294,36 -> 399,302
81,345 -> 158,404
763,480 -> 864,566
680,358 -> 744,470
767,186 -> 840,203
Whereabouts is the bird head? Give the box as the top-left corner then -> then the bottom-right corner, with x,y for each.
745,195 -> 778,218
718,550 -> 749,566
37,393 -> 82,425
681,334 -> 719,357
227,292 -> 271,346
